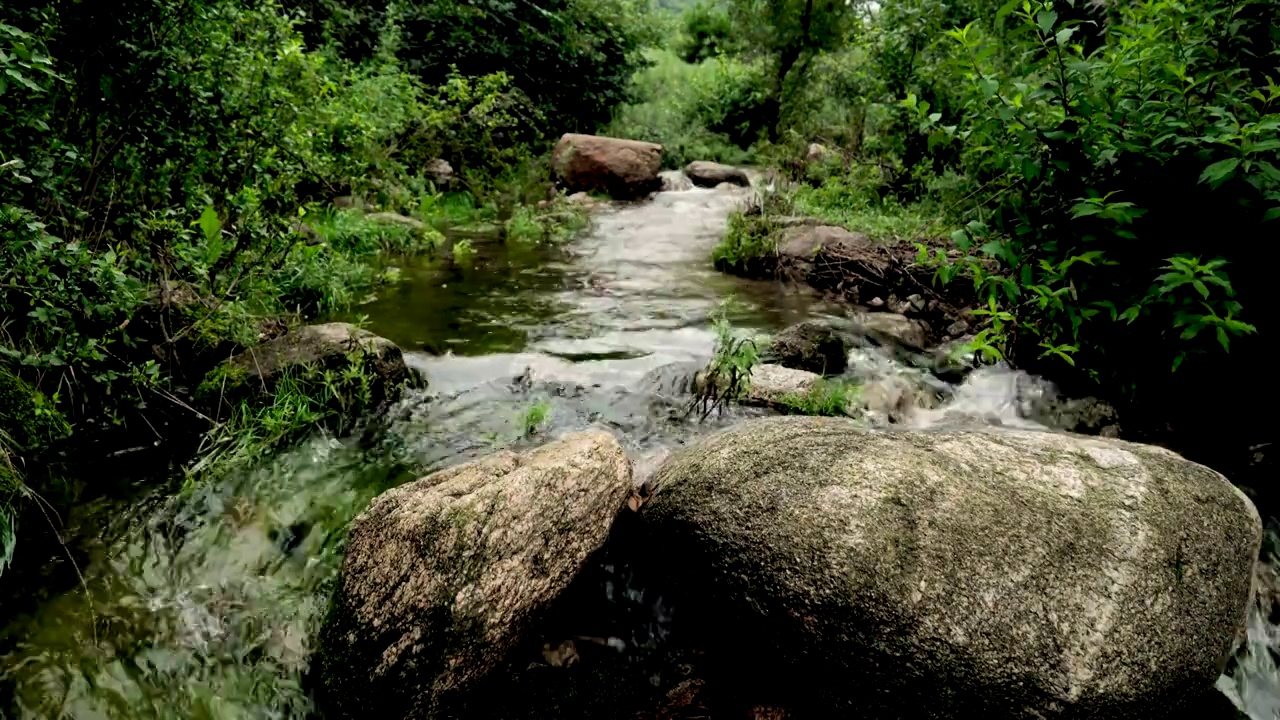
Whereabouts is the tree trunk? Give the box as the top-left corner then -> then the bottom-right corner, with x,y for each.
768,0 -> 816,140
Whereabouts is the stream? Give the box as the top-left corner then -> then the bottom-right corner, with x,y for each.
0,186 -> 1273,718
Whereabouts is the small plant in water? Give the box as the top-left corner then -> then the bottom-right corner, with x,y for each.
452,238 -> 477,264
522,400 -> 551,437
691,312 -> 759,419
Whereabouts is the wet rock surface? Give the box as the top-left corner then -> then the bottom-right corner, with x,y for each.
642,416 -> 1262,718
685,161 -> 751,188
318,431 -> 634,718
767,321 -> 848,375
203,322 -> 415,410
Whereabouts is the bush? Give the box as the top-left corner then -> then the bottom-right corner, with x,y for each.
903,0 -> 1276,386
607,49 -> 767,166
677,1 -> 737,63
291,0 -> 656,135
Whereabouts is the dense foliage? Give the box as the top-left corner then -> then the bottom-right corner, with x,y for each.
0,0 -> 648,572
636,0 -> 1276,470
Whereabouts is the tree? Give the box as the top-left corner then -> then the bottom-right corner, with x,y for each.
728,0 -> 859,137
678,1 -> 736,63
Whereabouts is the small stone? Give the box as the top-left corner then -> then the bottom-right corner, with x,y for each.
855,312 -> 931,350
868,297 -> 885,308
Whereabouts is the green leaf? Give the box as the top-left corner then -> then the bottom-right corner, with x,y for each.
1216,327 -> 1230,352
1192,279 -> 1209,298
1172,354 -> 1185,372
1054,27 -> 1076,46
1264,207 -> 1280,222
198,206 -> 221,243
978,78 -> 999,98
1198,158 -> 1239,188
1036,9 -> 1058,34
978,240 -> 1005,259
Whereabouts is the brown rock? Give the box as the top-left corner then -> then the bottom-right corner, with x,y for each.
777,225 -> 870,262
685,161 -> 751,188
552,133 -> 663,199
425,158 -> 453,187
366,211 -> 426,231
318,431 -> 634,718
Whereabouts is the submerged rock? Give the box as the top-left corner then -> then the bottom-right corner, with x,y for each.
853,311 -> 931,350
200,322 -> 413,409
768,321 -> 847,375
552,133 -> 663,199
318,431 -> 633,718
684,161 -> 751,188
643,417 -> 1260,718
658,170 -> 693,192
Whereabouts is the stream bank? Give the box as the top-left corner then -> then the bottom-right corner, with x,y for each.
0,182 -> 1272,718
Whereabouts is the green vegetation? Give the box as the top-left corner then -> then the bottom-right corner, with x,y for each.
777,378 -> 861,417
607,49 -> 761,167
0,0 -> 650,573
711,212 -> 781,274
521,400 -> 552,437
188,353 -> 384,482
662,0 -> 1274,436
691,313 -> 760,418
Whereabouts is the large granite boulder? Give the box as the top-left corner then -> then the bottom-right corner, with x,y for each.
318,431 -> 633,718
642,417 -> 1260,718
552,133 -> 663,199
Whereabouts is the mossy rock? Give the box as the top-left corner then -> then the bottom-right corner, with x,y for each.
196,323 -> 418,414
0,368 -> 70,453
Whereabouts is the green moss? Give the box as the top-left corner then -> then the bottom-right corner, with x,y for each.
0,368 -> 71,453
195,363 -> 252,402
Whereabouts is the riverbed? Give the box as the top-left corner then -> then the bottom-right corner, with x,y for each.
0,185 -> 1270,717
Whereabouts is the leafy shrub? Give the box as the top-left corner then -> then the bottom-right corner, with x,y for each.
606,49 -> 766,166
711,211 -> 781,274
691,313 -> 760,418
293,0 -> 656,136
677,1 -> 737,63
904,0 -> 1276,389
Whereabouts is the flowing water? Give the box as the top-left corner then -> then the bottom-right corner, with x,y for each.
0,186 -> 1272,717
